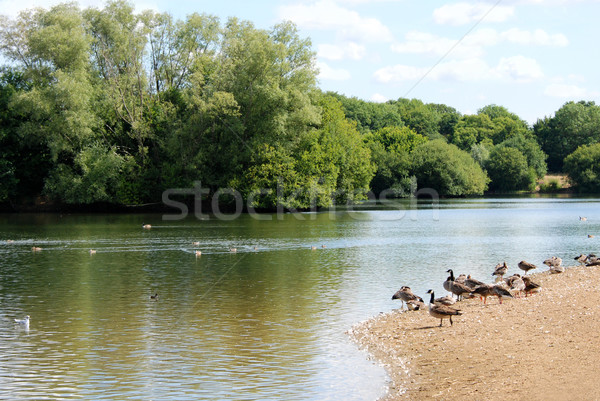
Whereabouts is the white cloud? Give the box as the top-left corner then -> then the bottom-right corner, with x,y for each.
370,93 -> 390,103
501,28 -> 568,46
318,42 -> 366,61
544,84 -> 600,98
374,56 -> 543,84
278,0 -> 394,42
433,2 -> 515,26
317,61 -> 351,81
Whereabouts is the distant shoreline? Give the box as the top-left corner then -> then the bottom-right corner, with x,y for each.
349,265 -> 600,400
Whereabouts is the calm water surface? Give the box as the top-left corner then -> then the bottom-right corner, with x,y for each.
0,198 -> 599,400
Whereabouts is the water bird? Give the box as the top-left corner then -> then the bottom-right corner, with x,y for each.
14,315 -> 30,326
142,224 -> 152,229
588,234 -> 595,238
470,284 -> 493,304
491,283 -> 514,304
505,274 -> 525,297
522,276 -> 541,297
150,293 -> 158,300
321,244 -> 326,248
89,249 -> 96,255
575,254 -> 589,264
426,290 -> 462,327
433,295 -> 456,306
406,299 -> 426,311
549,264 -> 565,274
492,262 -> 508,281
518,260 -> 537,275
543,256 -> 562,269
311,246 -> 317,250
32,247 -> 42,252
6,239 -> 14,243
444,269 -> 473,300
229,248 -> 237,253
465,275 -> 485,289
195,250 -> 202,257
580,216 -> 588,221
391,286 -> 423,309
192,241 -> 200,246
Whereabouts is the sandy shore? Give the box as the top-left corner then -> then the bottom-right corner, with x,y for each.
349,265 -> 600,400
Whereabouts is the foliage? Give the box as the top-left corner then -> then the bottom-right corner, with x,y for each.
486,147 -> 536,192
563,143 -> 600,193
410,139 -> 489,196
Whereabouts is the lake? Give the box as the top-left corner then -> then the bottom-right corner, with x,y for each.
0,197 -> 598,400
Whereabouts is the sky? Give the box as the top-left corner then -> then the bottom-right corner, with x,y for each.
2,0 -> 600,124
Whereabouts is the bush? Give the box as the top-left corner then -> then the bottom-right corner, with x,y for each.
564,143 -> 600,193
486,147 -> 536,192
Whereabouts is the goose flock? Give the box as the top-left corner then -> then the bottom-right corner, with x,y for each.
392,253 -> 598,327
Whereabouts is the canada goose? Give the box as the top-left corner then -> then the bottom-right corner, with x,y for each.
434,295 -> 456,306
491,283 -> 514,304
492,262 -> 508,281
518,261 -> 537,275
470,284 -> 493,304
89,249 -> 96,255
150,293 -> 158,300
14,315 -> 30,328
195,250 -> 202,257
142,224 -> 151,229
522,276 -> 541,297
506,274 -> 525,297
392,286 -> 424,309
426,290 -> 462,327
465,275 -> 485,289
32,247 -> 42,252
444,269 -> 473,300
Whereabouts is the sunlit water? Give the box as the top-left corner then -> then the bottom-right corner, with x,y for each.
0,198 -> 599,400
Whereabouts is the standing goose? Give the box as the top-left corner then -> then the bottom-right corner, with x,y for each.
392,286 -> 424,309
444,269 -> 473,300
517,261 -> 537,275
470,284 -> 493,304
505,274 -> 525,297
544,256 -> 564,273
464,275 -> 485,289
492,262 -> 508,281
491,283 -> 514,304
426,290 -> 462,327
522,276 -> 541,297
434,295 -> 456,306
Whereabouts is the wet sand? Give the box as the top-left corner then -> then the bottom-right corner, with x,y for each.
349,265 -> 600,400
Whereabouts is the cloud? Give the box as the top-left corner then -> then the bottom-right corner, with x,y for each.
501,28 -> 568,46
370,93 -> 390,103
278,0 -> 394,43
318,42 -> 367,61
433,2 -> 515,26
373,56 -> 543,83
317,61 -> 351,81
544,84 -> 600,98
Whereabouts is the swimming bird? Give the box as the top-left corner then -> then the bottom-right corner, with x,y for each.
195,250 -> 202,257
321,244 -> 326,248
150,293 -> 158,300
518,261 -> 537,275
192,241 -> 200,246
491,283 -> 514,304
580,216 -> 588,221
142,224 -> 151,229
426,290 -> 462,327
6,239 -> 14,243
588,234 -> 595,238
89,249 -> 96,255
229,248 -> 237,253
522,276 -> 541,297
444,269 -> 473,300
14,315 -> 30,326
492,262 -> 508,281
32,247 -> 42,252
311,246 -> 317,250
392,286 -> 424,309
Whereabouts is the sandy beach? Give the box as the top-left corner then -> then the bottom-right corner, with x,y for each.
349,265 -> 600,400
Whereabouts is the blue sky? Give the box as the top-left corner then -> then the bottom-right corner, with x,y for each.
3,0 -> 600,124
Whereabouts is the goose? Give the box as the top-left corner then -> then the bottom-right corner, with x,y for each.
192,241 -> 200,246
14,315 -> 30,326
465,275 -> 486,289
426,290 -> 462,327
406,299 -> 426,311
522,276 -> 541,297
229,248 -> 237,253
444,269 -> 473,300
455,274 -> 467,284
549,264 -> 565,274
434,295 -> 456,306
392,286 -> 424,309
544,257 -> 563,273
585,254 -> 599,266
470,284 -> 493,304
580,216 -> 588,221
491,283 -> 514,304
518,260 -> 537,275
588,234 -> 595,238
506,274 -> 525,297
492,262 -> 508,281
575,254 -> 588,264
142,224 -> 152,229
195,250 -> 202,257
321,244 -> 327,248
6,239 -> 14,243
150,293 -> 158,300
32,247 -> 42,252
89,249 -> 96,255
311,246 -> 317,250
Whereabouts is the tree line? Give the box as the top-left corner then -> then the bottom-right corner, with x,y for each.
1,1 -> 599,211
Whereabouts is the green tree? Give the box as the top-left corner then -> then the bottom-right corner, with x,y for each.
451,114 -> 496,151
563,143 -> 600,193
497,134 -> 547,178
410,139 -> 489,196
486,147 -> 535,192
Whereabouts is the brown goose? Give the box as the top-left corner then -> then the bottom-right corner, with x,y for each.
426,290 -> 462,327
465,275 -> 485,289
575,254 -> 588,264
505,274 -> 525,297
491,283 -> 514,304
522,276 -> 541,297
406,299 -> 426,311
517,261 -> 537,275
470,284 -> 493,304
434,295 -> 456,306
492,262 -> 508,281
392,286 -> 424,309
444,269 -> 473,300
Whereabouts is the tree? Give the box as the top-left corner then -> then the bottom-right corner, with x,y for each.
391,98 -> 442,139
486,147 -> 536,192
451,114 -> 496,151
563,143 -> 600,193
497,134 -> 547,178
410,139 -> 489,196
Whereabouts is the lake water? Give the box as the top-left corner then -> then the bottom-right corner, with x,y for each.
0,197 -> 598,400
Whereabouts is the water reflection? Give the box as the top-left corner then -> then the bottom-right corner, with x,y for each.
0,198 -> 598,399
